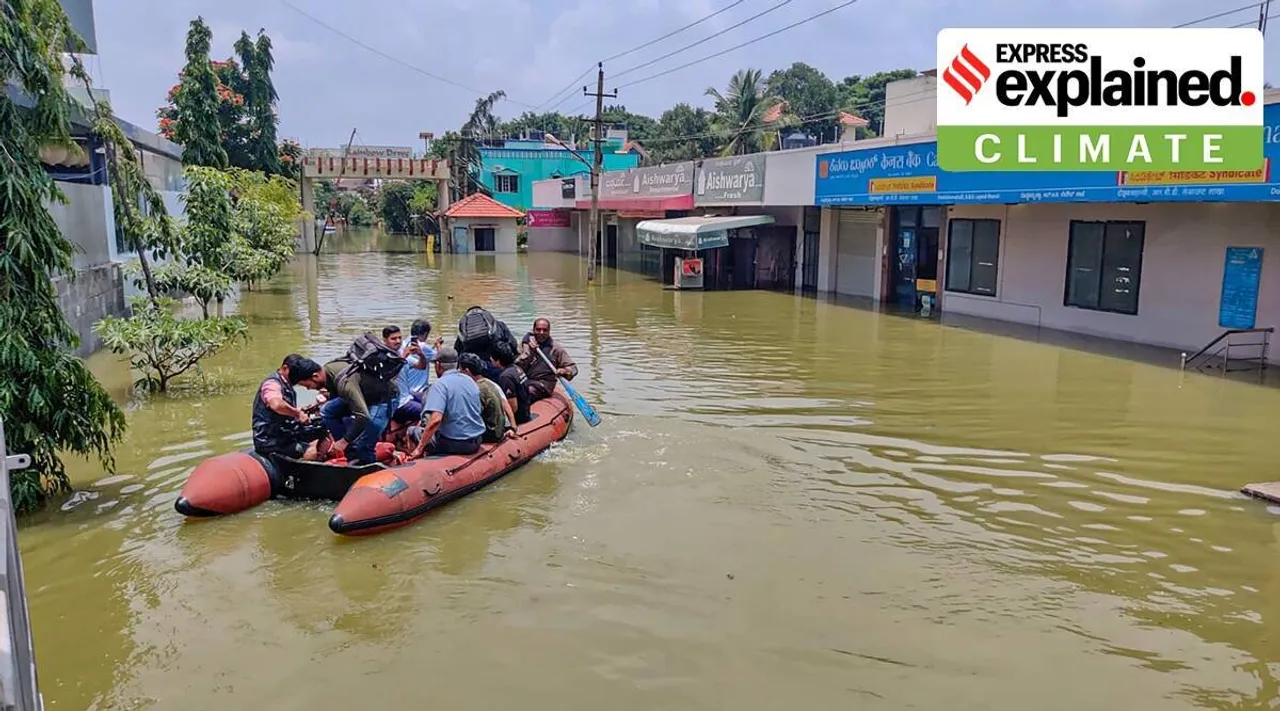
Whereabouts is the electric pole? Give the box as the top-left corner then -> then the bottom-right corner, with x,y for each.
1259,0 -> 1272,35
584,62 -> 617,283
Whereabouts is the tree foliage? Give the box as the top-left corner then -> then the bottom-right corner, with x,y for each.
446,63 -> 918,166
95,298 -> 248,393
159,20 -> 290,175
705,68 -> 795,156
0,0 -> 127,512
172,17 -> 229,168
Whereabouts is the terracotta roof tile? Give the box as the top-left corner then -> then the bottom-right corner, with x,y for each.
444,192 -> 525,219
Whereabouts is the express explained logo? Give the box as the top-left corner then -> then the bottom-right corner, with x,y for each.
934,28 -> 1265,172
944,41 -> 1255,117
942,44 -> 991,105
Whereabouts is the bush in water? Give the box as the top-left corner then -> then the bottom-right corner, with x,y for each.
95,298 -> 249,393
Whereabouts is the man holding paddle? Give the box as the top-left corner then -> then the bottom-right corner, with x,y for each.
516,318 -> 577,403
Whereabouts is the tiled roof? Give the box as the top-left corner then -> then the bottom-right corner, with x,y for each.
444,192 -> 525,219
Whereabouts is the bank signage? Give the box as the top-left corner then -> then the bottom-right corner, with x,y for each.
815,102 -> 1280,205
935,28 -> 1265,172
599,162 -> 695,199
695,156 -> 765,203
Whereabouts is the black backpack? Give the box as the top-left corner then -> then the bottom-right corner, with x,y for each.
335,333 -> 405,390
457,306 -> 499,353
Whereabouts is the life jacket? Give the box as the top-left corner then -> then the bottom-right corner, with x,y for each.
251,372 -> 297,456
457,306 -> 500,354
335,333 -> 406,391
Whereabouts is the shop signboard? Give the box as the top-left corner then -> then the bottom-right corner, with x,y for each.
814,104 -> 1280,205
637,228 -> 729,251
1219,247 -> 1264,329
527,210 -> 571,228
695,156 -> 765,203
599,162 -> 695,199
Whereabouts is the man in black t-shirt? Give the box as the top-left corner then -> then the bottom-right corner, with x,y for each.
490,340 -> 531,425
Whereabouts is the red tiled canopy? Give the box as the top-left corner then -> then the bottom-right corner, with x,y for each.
444,193 -> 525,219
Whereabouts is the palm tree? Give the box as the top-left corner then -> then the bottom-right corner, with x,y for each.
705,68 -> 795,156
445,90 -> 506,202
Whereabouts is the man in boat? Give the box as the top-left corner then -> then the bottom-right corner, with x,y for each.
490,339 -> 531,425
407,347 -> 486,458
516,318 -> 578,403
320,332 -> 405,466
460,352 -> 517,443
391,320 -> 440,426
253,354 -> 329,461
453,305 -> 518,381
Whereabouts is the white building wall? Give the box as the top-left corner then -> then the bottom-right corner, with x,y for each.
942,202 -> 1280,361
882,75 -> 938,138
451,217 -> 519,253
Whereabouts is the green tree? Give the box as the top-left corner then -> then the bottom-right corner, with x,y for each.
649,103 -> 717,163
0,0 -> 126,512
767,62 -> 840,143
379,181 -> 415,233
235,30 -> 281,174
499,112 -> 588,143
601,105 -> 660,143
173,17 -> 229,168
706,68 -> 794,156
838,69 -> 917,137
444,90 -> 506,202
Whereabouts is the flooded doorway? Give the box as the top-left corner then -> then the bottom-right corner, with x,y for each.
889,205 -> 941,310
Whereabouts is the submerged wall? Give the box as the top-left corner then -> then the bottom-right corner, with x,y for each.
53,262 -> 126,357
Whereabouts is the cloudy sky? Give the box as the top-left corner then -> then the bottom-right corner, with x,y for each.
84,0 -> 1280,150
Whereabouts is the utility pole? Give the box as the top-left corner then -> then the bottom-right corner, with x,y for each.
1260,0 -> 1273,35
584,62 -> 617,283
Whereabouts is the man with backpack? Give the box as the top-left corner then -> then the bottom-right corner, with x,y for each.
319,331 -> 407,466
453,305 -> 518,381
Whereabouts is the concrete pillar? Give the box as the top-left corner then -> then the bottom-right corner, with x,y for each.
816,206 -> 838,294
300,177 -> 317,254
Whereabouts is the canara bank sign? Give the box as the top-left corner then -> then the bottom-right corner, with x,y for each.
935,28 -> 1265,172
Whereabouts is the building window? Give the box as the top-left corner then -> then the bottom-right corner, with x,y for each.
494,174 -> 519,193
1064,220 -> 1145,315
945,218 -> 1000,296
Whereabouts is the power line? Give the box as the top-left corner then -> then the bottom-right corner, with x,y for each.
617,0 -> 860,89
601,0 -> 747,63
275,0 -> 538,108
534,66 -> 596,112
1175,1 -> 1262,27
612,0 -> 797,80
537,0 -> 749,112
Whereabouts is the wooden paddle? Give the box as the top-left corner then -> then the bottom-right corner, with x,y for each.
533,344 -> 601,427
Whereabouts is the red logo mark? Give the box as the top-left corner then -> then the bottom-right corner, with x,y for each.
942,44 -> 991,105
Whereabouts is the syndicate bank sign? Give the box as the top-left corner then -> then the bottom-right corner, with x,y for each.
695,156 -> 765,203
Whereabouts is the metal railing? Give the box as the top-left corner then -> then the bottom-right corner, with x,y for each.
0,417 -> 41,711
1180,327 -> 1274,377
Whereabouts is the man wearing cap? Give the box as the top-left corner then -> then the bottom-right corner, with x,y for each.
408,346 -> 486,458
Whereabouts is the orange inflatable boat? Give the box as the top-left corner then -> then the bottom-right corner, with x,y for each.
174,393 -> 573,533
329,393 -> 573,535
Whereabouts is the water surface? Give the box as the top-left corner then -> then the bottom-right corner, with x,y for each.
21,230 -> 1280,710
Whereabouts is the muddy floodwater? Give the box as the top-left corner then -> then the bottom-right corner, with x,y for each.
18,229 -> 1280,710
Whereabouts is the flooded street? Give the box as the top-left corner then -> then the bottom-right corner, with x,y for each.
18,229 -> 1280,710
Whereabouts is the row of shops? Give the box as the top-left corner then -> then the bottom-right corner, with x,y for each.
526,76 -> 1280,363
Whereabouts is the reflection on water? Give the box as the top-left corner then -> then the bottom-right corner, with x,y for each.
18,228 -> 1280,710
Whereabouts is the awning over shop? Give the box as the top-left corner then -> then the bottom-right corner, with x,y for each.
636,214 -> 775,251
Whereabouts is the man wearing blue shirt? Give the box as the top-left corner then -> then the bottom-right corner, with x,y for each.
392,319 -> 439,425
408,346 -> 486,458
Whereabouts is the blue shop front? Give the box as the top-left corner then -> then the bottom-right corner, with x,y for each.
813,100 -> 1280,352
